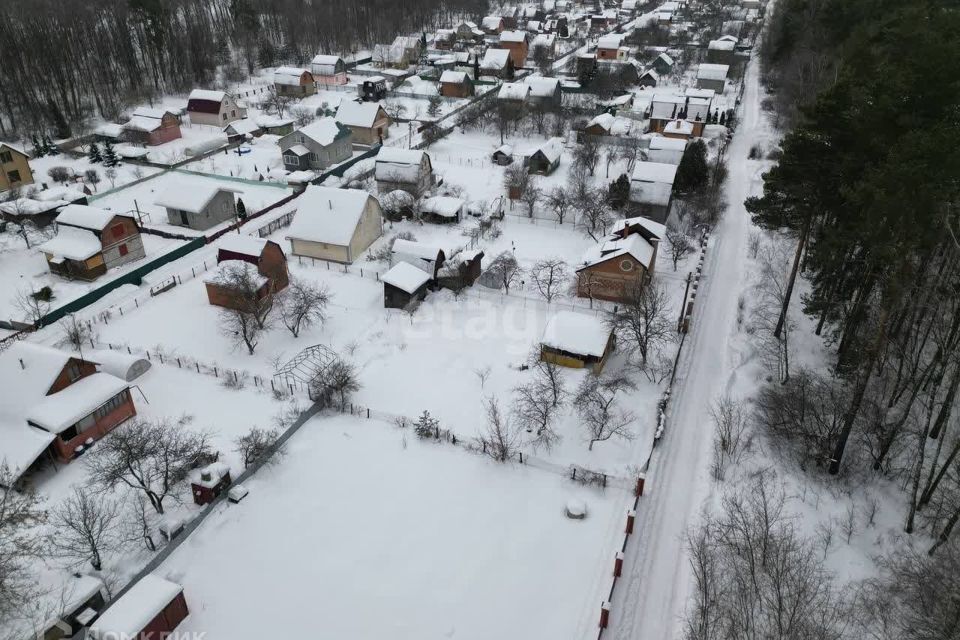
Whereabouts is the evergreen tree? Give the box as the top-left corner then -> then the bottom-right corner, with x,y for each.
236,198 -> 247,219
719,111 -> 726,125
673,139 -> 708,195
42,133 -> 59,156
427,94 -> 442,119
88,142 -> 102,164
31,133 -> 44,157
607,173 -> 631,210
102,140 -> 119,167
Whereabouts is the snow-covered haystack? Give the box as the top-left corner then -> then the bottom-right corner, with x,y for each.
565,499 -> 587,520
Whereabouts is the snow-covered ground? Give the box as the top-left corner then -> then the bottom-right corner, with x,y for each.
0,227 -> 187,324
158,413 -> 628,640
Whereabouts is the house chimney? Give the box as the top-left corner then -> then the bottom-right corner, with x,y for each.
328,200 -> 333,210
19,358 -> 25,370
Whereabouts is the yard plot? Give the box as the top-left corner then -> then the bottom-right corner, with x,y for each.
138,122 -> 231,165
0,228 -> 186,323
160,414 -> 627,640
89,170 -> 294,234
28,152 -> 161,193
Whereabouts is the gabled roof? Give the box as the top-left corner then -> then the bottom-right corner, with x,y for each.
0,344 -> 85,483
336,101 -> 387,128
28,372 -> 130,434
419,196 -> 465,218
440,70 -> 469,84
526,76 -> 560,97
498,82 -> 531,100
187,89 -> 228,114
649,136 -> 687,151
0,141 -> 30,158
155,182 -> 240,214
482,16 -> 504,29
580,233 -> 656,271
224,118 -> 261,136
218,234 -> 270,258
287,186 -> 376,246
609,215 -> 667,240
39,226 -> 103,261
90,575 -> 183,640
392,238 -> 445,263
541,311 -> 610,358
480,48 -> 511,69
382,261 -> 431,294
312,54 -> 344,66
274,67 -> 312,86
665,119 -> 694,135
55,204 -> 125,231
697,63 -> 729,81
375,148 -> 430,183
123,107 -> 173,133
656,52 -> 674,66
530,137 -> 564,164
597,33 -> 625,49
499,30 -> 528,43
295,117 -> 352,146
631,161 -> 678,184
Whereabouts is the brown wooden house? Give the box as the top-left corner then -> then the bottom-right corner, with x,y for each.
206,235 -> 289,309
540,311 -> 615,373
40,205 -> 145,281
122,108 -> 182,146
439,70 -> 474,98
576,217 -> 663,303
0,343 -> 137,486
498,30 -> 529,67
274,67 -> 317,97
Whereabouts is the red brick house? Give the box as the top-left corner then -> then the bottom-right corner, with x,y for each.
576,217 -> 665,303
0,343 -> 136,485
498,30 -> 529,67
205,235 -> 289,309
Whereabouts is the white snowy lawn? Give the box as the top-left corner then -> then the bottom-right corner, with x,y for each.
159,414 -> 626,640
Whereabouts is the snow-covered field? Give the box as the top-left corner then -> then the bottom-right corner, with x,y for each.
159,413 -> 627,640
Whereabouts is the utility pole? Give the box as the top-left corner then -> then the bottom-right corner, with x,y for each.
677,271 -> 692,332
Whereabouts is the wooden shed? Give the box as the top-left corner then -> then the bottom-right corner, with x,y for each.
540,311 -> 615,373
382,262 -> 431,310
191,462 -> 232,505
89,575 -> 188,640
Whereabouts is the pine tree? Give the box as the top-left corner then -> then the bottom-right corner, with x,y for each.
673,139 -> 708,195
607,174 -> 631,209
88,142 -> 102,164
427,94 -> 442,119
718,110 -> 726,125
31,133 -> 44,157
414,411 -> 438,439
102,140 -> 119,167
236,198 -> 248,219
43,133 -> 59,156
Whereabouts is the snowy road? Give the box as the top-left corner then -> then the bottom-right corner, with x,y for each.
606,49 -> 766,640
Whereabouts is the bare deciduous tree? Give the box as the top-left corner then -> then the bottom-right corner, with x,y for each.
234,426 -> 283,468
86,416 -> 212,514
577,191 -> 611,240
529,258 -> 568,303
666,223 -> 696,271
610,283 -> 673,367
574,374 -> 636,450
710,396 -> 750,481
0,465 -> 46,622
544,186 -> 573,225
574,137 -> 601,176
278,279 -> 330,337
58,313 -> 92,354
310,356 -> 361,409
512,381 -> 561,451
478,396 -> 521,462
48,486 -> 124,571
14,288 -> 51,325
485,251 -> 523,295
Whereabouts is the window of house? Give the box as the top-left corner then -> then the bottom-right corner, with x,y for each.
59,424 -> 78,441
283,154 -> 297,165
119,244 -> 129,257
0,151 -> 11,163
222,113 -> 228,121
75,414 -> 96,432
6,170 -> 21,183
111,223 -> 126,239
619,259 -> 634,272
66,361 -> 83,381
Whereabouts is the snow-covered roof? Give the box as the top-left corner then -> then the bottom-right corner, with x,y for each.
155,181 -> 240,214
382,261 -> 431,294
0,198 -> 63,216
697,63 -> 729,81
123,107 -> 170,133
439,70 -> 469,84
532,33 -> 556,47
587,112 -> 615,131
0,343 -> 78,482
649,136 -> 687,151
218,234 -> 269,258
188,89 -> 226,103
656,52 -> 674,66
312,54 -> 344,66
28,372 -> 129,434
708,38 -> 736,51
392,238 -> 444,264
287,186 -> 374,246
89,575 -> 183,640
581,233 -> 656,271
86,349 -> 151,382
255,115 -> 295,128
631,161 -> 678,184
531,137 -> 564,163
498,82 -> 531,101
203,259 -> 269,289
336,101 -> 386,128
482,16 -> 504,29
224,118 -> 261,135
597,33 -> 625,49
609,215 -> 667,240
526,76 -> 560,97
650,93 -> 686,119
55,204 -> 120,231
274,66 -> 311,86
375,148 -> 428,183
296,117 -> 352,146
664,119 -> 694,135
500,30 -> 528,43
0,141 -> 30,158
286,144 -> 310,156
541,311 -> 611,358
685,87 -> 716,100
94,123 -> 124,139
480,48 -> 511,69
420,196 -> 465,218
40,226 -> 102,261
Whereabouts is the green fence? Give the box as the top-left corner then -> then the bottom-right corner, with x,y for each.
39,237 -> 206,327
